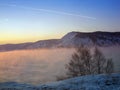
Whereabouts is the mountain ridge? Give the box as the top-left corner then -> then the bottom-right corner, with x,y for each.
0,31 -> 120,51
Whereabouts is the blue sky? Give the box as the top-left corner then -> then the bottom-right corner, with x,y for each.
0,0 -> 120,44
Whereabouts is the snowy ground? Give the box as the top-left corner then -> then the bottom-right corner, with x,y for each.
0,73 -> 120,90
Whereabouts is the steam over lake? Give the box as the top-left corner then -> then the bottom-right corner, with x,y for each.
0,47 -> 120,85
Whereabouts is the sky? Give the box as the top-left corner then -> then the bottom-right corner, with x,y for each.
0,0 -> 120,44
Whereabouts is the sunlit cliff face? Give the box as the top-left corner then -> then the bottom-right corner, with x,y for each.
0,47 -> 120,85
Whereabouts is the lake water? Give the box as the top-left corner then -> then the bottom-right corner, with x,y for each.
0,47 -> 120,85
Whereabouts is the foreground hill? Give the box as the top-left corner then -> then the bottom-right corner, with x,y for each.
0,73 -> 120,90
0,31 -> 120,51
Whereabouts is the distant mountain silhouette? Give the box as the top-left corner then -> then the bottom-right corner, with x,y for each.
0,31 -> 120,51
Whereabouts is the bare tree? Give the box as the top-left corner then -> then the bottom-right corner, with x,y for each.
57,46 -> 114,80
65,46 -> 114,78
92,47 -> 106,74
106,58 -> 114,74
66,45 -> 92,77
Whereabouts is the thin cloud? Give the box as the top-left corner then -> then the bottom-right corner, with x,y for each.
1,4 -> 96,20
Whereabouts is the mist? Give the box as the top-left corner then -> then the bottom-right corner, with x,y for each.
0,47 -> 120,85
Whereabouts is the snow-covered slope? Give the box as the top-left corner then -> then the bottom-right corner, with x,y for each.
26,39 -> 60,49
0,73 -> 120,90
0,31 -> 120,51
60,32 -> 94,47
59,31 -> 120,47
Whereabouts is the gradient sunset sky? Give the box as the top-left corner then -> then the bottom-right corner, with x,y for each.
0,0 -> 120,44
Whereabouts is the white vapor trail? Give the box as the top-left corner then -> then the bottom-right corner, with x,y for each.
1,4 -> 96,20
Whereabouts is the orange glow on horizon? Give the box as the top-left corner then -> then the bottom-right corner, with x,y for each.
0,33 -> 64,44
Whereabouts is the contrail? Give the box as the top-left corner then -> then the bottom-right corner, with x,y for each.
1,4 -> 96,20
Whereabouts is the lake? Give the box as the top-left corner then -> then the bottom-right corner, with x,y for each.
0,47 -> 120,85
